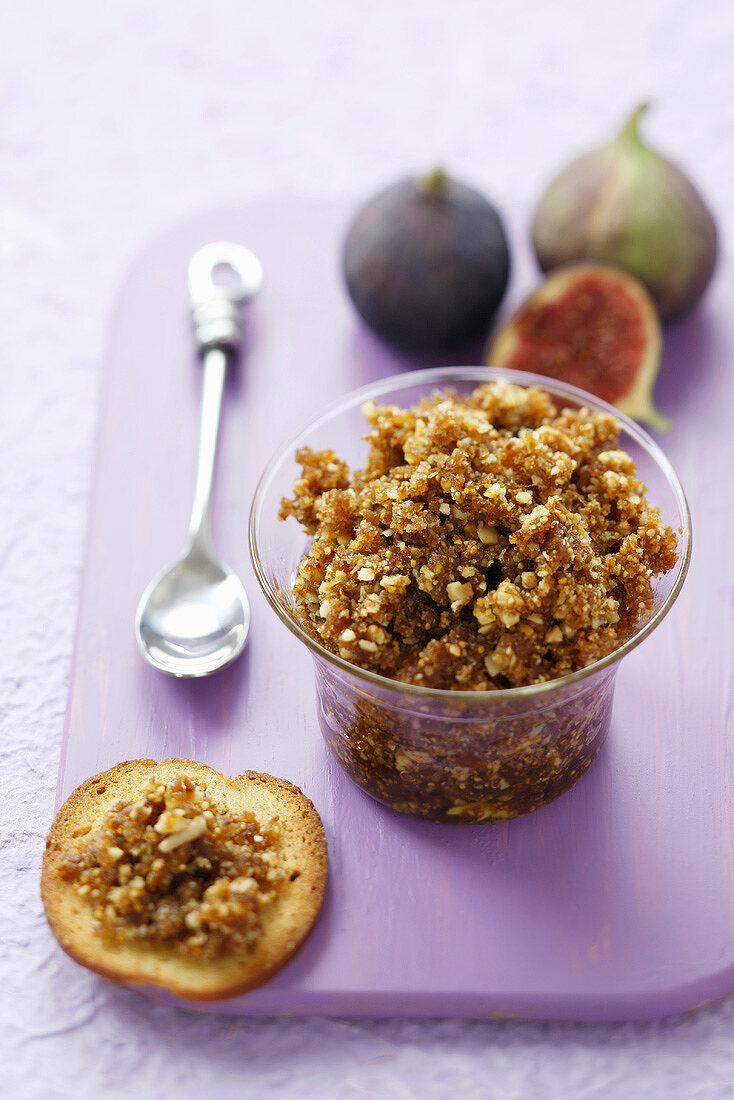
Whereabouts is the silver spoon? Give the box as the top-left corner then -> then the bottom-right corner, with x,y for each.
135,242 -> 263,677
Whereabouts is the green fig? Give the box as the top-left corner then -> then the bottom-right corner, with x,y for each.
532,104 -> 718,321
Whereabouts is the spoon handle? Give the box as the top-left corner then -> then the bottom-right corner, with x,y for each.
187,345 -> 227,552
186,243 -> 264,553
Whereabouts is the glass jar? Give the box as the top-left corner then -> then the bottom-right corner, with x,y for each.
250,367 -> 691,823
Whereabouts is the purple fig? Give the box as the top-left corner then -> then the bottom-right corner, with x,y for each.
532,104 -> 718,321
343,169 -> 510,355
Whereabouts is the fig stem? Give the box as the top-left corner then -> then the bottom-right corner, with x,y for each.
641,404 -> 671,432
421,167 -> 447,198
618,102 -> 651,145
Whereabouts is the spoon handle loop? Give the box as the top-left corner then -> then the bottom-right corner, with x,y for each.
188,242 -> 264,351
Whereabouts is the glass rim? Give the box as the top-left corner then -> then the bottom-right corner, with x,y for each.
249,365 -> 692,702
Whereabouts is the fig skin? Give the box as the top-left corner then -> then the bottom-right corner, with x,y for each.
532,104 -> 718,322
343,170 -> 510,355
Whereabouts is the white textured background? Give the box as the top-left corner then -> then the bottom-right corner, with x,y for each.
2,2 -> 733,1097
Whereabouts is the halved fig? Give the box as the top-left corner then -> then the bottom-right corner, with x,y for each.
488,263 -> 667,429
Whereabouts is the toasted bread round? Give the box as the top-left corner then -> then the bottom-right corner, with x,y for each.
42,759 -> 328,1001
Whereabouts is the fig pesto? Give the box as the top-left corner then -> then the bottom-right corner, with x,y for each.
59,775 -> 284,958
279,379 -> 678,821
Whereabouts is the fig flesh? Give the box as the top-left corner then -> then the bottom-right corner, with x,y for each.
488,263 -> 667,429
532,104 -> 718,321
343,169 -> 510,355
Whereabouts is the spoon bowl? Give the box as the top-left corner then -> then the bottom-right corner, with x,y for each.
136,549 -> 250,677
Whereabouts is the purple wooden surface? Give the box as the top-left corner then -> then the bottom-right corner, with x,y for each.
58,196 -> 733,1022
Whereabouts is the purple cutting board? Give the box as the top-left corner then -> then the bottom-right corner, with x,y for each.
58,196 -> 734,1021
